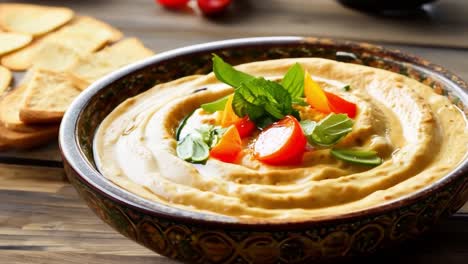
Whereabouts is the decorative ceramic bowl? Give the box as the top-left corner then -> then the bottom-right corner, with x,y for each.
59,37 -> 468,263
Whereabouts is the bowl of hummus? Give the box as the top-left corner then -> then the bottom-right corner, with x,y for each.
60,37 -> 468,263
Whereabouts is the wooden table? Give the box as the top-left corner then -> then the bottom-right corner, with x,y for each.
1,0 -> 467,263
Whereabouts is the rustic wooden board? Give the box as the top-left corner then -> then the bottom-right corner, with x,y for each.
0,164 -> 466,264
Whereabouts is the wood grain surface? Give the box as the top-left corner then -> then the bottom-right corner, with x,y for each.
0,0 -> 467,263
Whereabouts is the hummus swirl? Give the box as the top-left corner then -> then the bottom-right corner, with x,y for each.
94,58 -> 468,220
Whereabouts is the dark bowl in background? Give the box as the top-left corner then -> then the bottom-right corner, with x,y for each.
338,0 -> 437,10
59,37 -> 468,263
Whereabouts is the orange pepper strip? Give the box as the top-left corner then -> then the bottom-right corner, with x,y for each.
220,94 -> 241,127
210,125 -> 242,163
304,71 -> 330,113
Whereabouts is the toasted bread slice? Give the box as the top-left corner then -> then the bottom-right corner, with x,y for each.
1,16 -> 123,71
0,65 -> 12,94
0,3 -> 74,36
19,69 -> 88,124
69,38 -> 154,83
0,123 -> 59,150
32,42 -> 82,71
0,32 -> 32,56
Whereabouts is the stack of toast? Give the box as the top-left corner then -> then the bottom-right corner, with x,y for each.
0,3 -> 155,150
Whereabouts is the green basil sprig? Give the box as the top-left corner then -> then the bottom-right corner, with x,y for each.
300,113 -> 353,147
330,149 -> 382,166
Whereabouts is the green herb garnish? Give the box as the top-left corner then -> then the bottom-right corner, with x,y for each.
330,149 -> 382,166
213,55 -> 305,128
176,135 -> 210,163
201,95 -> 229,113
301,114 -> 353,147
213,54 -> 255,89
342,85 -> 351,92
281,63 -> 304,99
175,111 -> 194,141
176,123 -> 227,164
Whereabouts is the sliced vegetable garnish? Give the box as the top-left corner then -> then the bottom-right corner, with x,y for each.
299,119 -> 317,136
330,149 -> 382,166
234,116 -> 256,138
254,115 -> 306,165
307,114 -> 353,147
325,92 -> 357,118
210,125 -> 242,163
201,95 -> 229,113
175,111 -> 194,141
281,63 -> 304,99
304,71 -> 331,113
176,134 -> 210,163
220,94 -> 241,126
212,54 -> 255,89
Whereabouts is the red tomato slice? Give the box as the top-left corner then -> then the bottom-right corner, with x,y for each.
325,92 -> 357,118
234,116 -> 256,138
253,116 -> 306,166
156,0 -> 190,9
210,125 -> 242,163
197,0 -> 232,15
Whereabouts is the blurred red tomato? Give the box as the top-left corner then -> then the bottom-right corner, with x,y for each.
197,0 -> 232,15
156,0 -> 190,9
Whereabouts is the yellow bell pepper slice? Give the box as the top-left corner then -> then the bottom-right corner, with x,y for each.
220,94 -> 241,127
304,71 -> 330,113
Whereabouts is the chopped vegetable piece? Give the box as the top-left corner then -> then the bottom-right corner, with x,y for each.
201,95 -> 229,113
330,149 -> 382,166
210,125 -> 242,163
176,135 -> 210,163
220,94 -> 241,126
308,114 -> 353,147
304,71 -> 331,113
175,111 -> 194,141
325,92 -> 357,118
234,116 -> 256,138
254,115 -> 306,165
342,85 -> 351,91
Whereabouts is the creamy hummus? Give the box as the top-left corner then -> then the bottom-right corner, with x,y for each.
94,58 -> 468,220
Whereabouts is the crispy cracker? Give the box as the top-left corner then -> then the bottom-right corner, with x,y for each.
0,65 -> 12,94
0,32 -> 32,56
69,38 -> 154,82
0,123 -> 59,150
1,16 -> 123,71
0,4 -> 74,36
19,69 -> 87,124
32,42 -> 81,71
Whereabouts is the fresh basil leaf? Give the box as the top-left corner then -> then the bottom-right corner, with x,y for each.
300,120 -> 317,136
310,114 -> 353,146
175,111 -> 194,141
176,135 -> 195,161
212,54 -> 255,88
255,116 -> 276,129
292,97 -> 308,106
232,92 -> 265,120
281,63 -> 304,98
209,127 -> 227,147
196,124 -> 214,144
235,77 -> 293,120
190,137 -> 210,163
330,148 -> 382,166
201,95 -> 229,113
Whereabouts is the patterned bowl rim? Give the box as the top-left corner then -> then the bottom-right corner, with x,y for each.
59,36 -> 468,229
